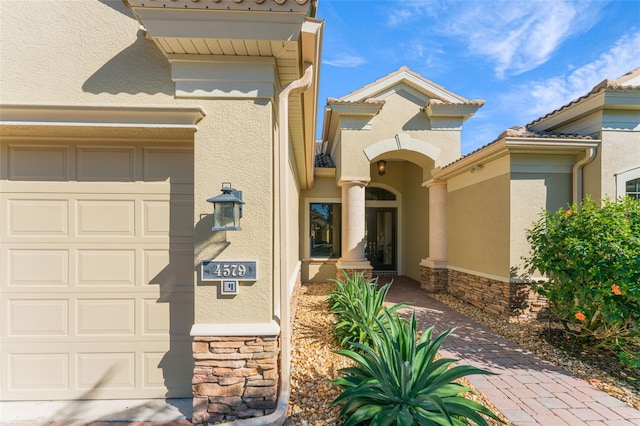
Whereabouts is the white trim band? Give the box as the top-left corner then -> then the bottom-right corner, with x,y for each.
190,321 -> 280,337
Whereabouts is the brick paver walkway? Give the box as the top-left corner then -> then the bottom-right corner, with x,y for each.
385,276 -> 640,426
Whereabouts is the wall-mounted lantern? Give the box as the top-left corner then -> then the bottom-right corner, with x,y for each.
377,160 -> 387,176
207,182 -> 244,231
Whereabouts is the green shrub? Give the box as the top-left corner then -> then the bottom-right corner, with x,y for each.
328,272 -> 407,349
524,196 -> 640,367
331,311 -> 503,425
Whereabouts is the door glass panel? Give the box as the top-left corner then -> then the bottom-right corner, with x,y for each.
377,212 -> 393,265
366,208 -> 396,271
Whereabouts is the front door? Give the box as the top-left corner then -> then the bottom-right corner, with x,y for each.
365,208 -> 397,271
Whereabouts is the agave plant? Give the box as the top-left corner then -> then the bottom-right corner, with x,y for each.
332,310 -> 504,425
328,273 -> 408,349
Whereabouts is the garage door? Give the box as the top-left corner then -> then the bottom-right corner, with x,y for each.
0,140 -> 194,400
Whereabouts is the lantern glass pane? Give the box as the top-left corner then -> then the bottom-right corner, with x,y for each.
214,203 -> 236,229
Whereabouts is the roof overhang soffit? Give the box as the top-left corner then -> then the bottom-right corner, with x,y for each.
123,4 -> 315,88
425,100 -> 485,121
432,137 -> 601,181
529,88 -> 640,132
124,6 -> 308,44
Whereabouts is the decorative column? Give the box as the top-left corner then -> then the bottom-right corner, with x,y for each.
420,180 -> 448,292
336,177 -> 372,280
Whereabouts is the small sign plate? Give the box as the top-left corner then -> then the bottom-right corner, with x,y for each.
221,280 -> 238,295
202,261 -> 257,281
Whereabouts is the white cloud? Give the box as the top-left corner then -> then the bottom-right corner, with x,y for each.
525,30 -> 640,119
384,1 -> 605,78
322,53 -> 366,68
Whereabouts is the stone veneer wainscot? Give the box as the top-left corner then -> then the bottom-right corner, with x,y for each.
420,266 -> 548,321
192,336 -> 279,423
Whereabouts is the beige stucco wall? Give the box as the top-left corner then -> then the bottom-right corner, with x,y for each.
447,153 -> 574,279
337,89 -> 461,179
531,109 -> 639,204
447,171 -> 511,278
509,172 -> 571,275
1,1 -> 279,327
399,163 -> 429,280
193,100 -> 274,325
600,128 -> 640,199
0,1 -> 174,104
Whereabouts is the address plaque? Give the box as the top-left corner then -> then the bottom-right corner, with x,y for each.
202,260 -> 257,281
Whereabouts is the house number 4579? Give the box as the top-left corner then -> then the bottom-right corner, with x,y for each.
201,260 -> 257,281
214,263 -> 246,277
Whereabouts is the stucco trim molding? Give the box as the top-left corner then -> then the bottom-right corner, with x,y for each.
190,321 -> 280,337
364,132 -> 441,162
0,103 -> 206,129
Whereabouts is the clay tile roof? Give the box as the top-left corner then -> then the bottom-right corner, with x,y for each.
314,153 -> 335,168
440,126 -> 595,170
426,99 -> 486,107
339,66 -> 468,103
527,68 -> 640,127
126,0 -> 313,11
326,97 -> 385,106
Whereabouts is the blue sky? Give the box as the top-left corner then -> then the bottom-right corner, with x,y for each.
315,0 -> 640,154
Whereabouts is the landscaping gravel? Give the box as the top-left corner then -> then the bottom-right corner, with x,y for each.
284,283 -> 510,425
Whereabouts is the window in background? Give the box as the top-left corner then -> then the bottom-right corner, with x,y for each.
626,178 -> 640,200
310,203 -> 341,258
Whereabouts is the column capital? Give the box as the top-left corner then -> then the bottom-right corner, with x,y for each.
422,178 -> 447,189
339,176 -> 371,187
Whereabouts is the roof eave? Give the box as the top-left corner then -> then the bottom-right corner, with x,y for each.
433,137 -> 600,181
528,87 -> 639,132
425,101 -> 485,122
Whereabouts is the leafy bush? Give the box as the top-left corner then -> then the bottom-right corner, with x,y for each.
524,196 -> 640,367
331,311 -> 503,425
328,272 -> 407,348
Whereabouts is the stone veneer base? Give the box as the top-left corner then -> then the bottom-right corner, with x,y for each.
192,336 -> 279,424
420,266 -> 548,321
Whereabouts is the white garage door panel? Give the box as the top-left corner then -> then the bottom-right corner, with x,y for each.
0,141 -> 194,401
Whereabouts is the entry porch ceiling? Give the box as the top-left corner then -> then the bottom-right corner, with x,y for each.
124,1 -> 323,188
